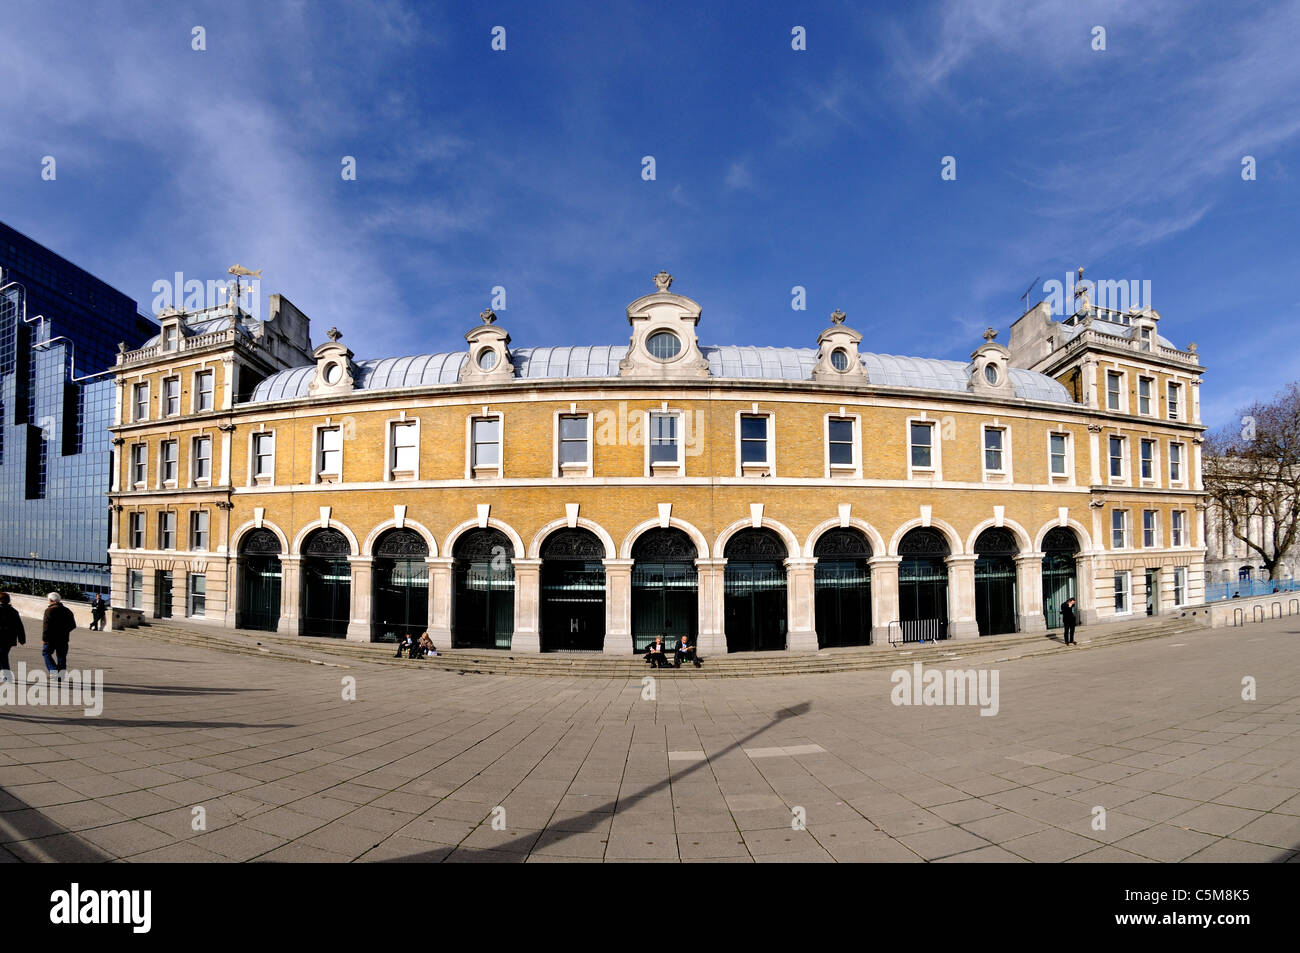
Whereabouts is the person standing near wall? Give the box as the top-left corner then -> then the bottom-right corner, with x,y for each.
0,592 -> 25,682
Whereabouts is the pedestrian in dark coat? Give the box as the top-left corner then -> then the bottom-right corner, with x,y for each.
89,595 -> 107,631
0,592 -> 25,682
41,592 -> 76,676
1061,597 -> 1078,645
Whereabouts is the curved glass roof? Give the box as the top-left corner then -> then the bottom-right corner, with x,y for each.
249,343 -> 1073,404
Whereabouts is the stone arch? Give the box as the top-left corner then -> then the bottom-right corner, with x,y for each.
713,517 -> 801,561
362,519 -> 439,558
232,519 -> 289,554
619,517 -> 710,560
802,517 -> 887,559
443,518 -> 526,560
965,517 -> 1033,556
888,517 -> 964,556
528,517 -> 616,560
291,518 -> 360,557
1033,518 -> 1094,554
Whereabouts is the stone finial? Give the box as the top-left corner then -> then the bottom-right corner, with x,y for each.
117,341 -> 126,354
653,270 -> 673,292
480,308 -> 497,325
326,326 -> 342,342
1187,341 -> 1197,353
983,327 -> 997,342
830,309 -> 847,325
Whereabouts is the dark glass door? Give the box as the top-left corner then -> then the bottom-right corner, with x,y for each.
156,570 -> 173,619
814,558 -> 872,647
1041,553 -> 1076,629
724,562 -> 787,652
975,555 -> 1017,635
302,557 -> 350,638
373,557 -> 428,643
541,559 -> 605,651
631,562 -> 697,652
453,562 -> 514,648
238,555 -> 282,631
899,557 -> 948,641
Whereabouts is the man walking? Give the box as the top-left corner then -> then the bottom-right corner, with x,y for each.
1061,597 -> 1078,645
42,592 -> 76,677
0,592 -> 25,682
89,594 -> 107,631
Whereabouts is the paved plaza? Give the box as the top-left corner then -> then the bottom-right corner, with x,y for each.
1,615 -> 1298,863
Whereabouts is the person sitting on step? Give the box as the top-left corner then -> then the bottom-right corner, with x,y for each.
644,634 -> 671,668
674,635 -> 700,668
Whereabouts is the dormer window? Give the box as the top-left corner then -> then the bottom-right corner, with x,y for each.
477,348 -> 498,371
1138,327 -> 1153,351
163,325 -> 178,351
323,362 -> 343,385
830,349 -> 850,372
984,363 -> 1000,385
646,331 -> 681,361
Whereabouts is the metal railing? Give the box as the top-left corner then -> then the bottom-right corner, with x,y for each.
888,618 -> 947,646
1207,579 -> 1300,602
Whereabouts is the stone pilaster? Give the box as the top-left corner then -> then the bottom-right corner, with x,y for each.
695,558 -> 727,657
511,558 -> 542,653
946,555 -> 980,639
784,557 -> 818,652
1014,552 -> 1047,633
277,556 -> 301,636
426,557 -> 454,643
602,558 -> 634,654
346,556 -> 373,641
868,555 -> 900,645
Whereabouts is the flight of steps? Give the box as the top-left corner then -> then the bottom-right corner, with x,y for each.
115,613 -> 1210,678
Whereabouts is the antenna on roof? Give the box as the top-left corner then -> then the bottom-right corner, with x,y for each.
1020,276 -> 1040,314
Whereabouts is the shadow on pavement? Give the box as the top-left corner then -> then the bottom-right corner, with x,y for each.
0,785 -> 114,862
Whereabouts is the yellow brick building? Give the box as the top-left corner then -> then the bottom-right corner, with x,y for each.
107,272 -> 1206,655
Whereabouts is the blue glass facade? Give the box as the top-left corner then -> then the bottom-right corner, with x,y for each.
0,222 -> 156,594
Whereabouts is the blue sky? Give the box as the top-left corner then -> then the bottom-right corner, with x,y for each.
1,0 -> 1296,429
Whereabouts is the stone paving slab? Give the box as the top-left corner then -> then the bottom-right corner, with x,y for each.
0,614 -> 1298,862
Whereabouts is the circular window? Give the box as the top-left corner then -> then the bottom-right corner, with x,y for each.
830,349 -> 850,372
323,362 -> 342,385
984,363 -> 999,385
646,331 -> 682,361
478,348 -> 498,371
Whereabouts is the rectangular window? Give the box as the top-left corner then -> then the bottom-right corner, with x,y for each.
188,574 -> 206,618
1112,510 -> 1127,549
133,382 -> 149,422
1109,436 -> 1125,478
391,421 -> 418,475
131,444 -> 147,486
740,414 -> 769,466
1169,442 -> 1183,483
1106,371 -> 1122,411
910,422 -> 934,469
1143,510 -> 1158,547
318,426 -> 342,476
1114,571 -> 1131,613
1139,328 -> 1153,352
163,377 -> 180,417
253,432 -> 274,480
191,510 -> 209,550
1173,567 -> 1187,606
828,417 -> 855,467
163,325 -> 178,351
1167,382 -> 1181,420
161,440 -> 178,484
559,414 -> 589,466
159,511 -> 176,550
192,436 -> 212,482
471,417 -> 500,468
128,512 -> 144,549
194,370 -> 214,412
1138,377 -> 1153,415
1140,439 -> 1154,480
983,427 -> 1005,472
1049,432 -> 1068,476
127,570 -> 143,610
1172,510 -> 1185,546
649,413 -> 679,466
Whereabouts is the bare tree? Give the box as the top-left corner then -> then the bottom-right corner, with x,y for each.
1203,382 -> 1300,581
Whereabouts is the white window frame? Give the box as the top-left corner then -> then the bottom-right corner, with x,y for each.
190,509 -> 210,551
825,413 -> 861,478
1138,376 -> 1154,416
250,429 -> 275,486
160,439 -> 178,487
386,417 -> 421,482
1142,509 -> 1159,548
192,368 -> 215,413
980,423 -> 1010,481
1048,430 -> 1072,482
128,512 -> 145,549
646,410 -> 684,476
191,434 -> 212,486
1111,509 -> 1129,550
162,376 -> 180,417
1105,370 -> 1126,412
467,413 -> 503,478
1166,382 -> 1182,421
1173,567 -> 1187,606
1139,438 -> 1157,484
162,324 -> 179,352
735,411 -> 775,477
1114,570 -> 1132,614
1169,442 -> 1185,486
131,443 -> 148,488
127,569 -> 144,610
158,510 -> 176,551
1108,435 -> 1128,484
1171,510 -> 1186,547
554,411 -> 593,478
907,416 -> 941,480
315,424 -> 344,484
188,573 -> 206,618
133,382 -> 149,423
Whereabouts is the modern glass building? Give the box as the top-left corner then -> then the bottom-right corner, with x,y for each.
0,221 -> 156,595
